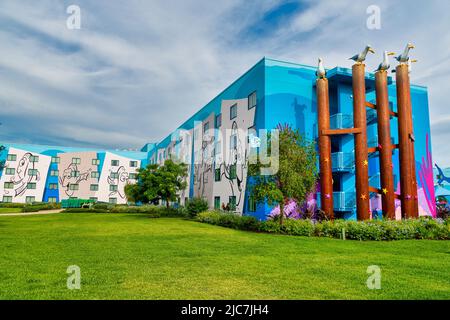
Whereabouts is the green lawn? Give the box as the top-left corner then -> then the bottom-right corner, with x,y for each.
0,213 -> 449,300
0,208 -> 22,214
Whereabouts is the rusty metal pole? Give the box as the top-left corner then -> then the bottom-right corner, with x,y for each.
375,70 -> 396,219
396,64 -> 417,218
352,64 -> 370,220
316,78 -> 334,219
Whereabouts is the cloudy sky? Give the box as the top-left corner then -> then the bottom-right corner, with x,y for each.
0,0 -> 449,164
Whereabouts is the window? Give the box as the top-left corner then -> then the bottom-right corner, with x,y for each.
28,169 -> 38,176
215,114 -> 222,128
215,168 -> 221,182
214,196 -> 221,210
7,154 -> 17,161
5,168 -> 15,175
129,173 -> 137,180
248,196 -> 257,212
230,134 -> 237,150
109,198 -> 117,204
90,197 -> 98,202
51,157 -> 60,164
4,182 -> 14,189
110,185 -> 118,192
72,158 -> 81,165
25,196 -> 35,204
50,170 -> 59,176
30,156 -> 39,163
230,104 -> 237,120
90,184 -> 99,191
49,183 -> 58,190
48,197 -> 57,203
130,161 -> 138,167
111,160 -> 119,166
27,183 -> 36,189
110,172 -> 119,179
229,196 -> 236,211
248,91 -> 257,109
70,171 -> 80,177
2,196 -> 12,203
230,164 -> 237,179
69,184 -> 79,191
215,141 -> 222,155
92,159 -> 100,165
91,171 -> 100,178
203,122 -> 210,134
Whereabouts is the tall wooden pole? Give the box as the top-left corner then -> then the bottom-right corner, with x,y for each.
375,70 -> 396,219
396,64 -> 418,218
316,78 -> 334,219
352,64 -> 370,220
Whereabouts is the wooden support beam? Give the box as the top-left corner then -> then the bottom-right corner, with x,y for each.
321,128 -> 362,136
369,186 -> 401,200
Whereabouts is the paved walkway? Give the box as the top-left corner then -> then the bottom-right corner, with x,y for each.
0,209 -> 63,217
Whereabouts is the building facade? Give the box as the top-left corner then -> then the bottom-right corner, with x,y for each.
0,58 -> 436,220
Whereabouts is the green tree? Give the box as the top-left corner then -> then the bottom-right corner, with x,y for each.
248,124 -> 318,225
125,159 -> 188,207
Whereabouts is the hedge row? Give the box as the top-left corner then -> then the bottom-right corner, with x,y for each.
62,205 -> 186,217
196,211 -> 450,241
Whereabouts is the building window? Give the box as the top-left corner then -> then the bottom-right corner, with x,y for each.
248,196 -> 257,212
5,168 -> 15,175
48,197 -> 57,203
215,114 -> 222,128
92,159 -> 100,165
72,158 -> 81,165
230,104 -> 237,120
110,172 -> 119,179
215,168 -> 221,182
25,196 -> 35,204
2,196 -> 12,203
215,141 -> 222,155
109,198 -> 117,204
90,184 -> 99,191
129,173 -> 137,180
50,170 -> 59,176
230,164 -> 237,179
51,157 -> 60,164
49,183 -> 58,190
248,91 -> 257,109
7,154 -> 17,161
110,185 -> 118,192
230,134 -> 237,150
214,196 -> 221,210
27,183 -> 37,189
111,160 -> 119,166
30,156 -> 39,163
91,171 -> 100,178
203,122 -> 210,134
28,169 -> 38,176
4,182 -> 14,189
130,161 -> 138,167
229,196 -> 236,211
71,171 -> 80,177
69,184 -> 79,191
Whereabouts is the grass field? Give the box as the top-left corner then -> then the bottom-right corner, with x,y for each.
0,208 -> 22,214
0,213 -> 449,300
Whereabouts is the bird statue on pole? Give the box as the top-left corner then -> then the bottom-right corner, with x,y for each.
316,57 -> 326,79
374,51 -> 395,72
395,43 -> 414,64
349,45 -> 375,64
392,58 -> 417,74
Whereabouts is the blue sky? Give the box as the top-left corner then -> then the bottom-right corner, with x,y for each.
0,0 -> 449,165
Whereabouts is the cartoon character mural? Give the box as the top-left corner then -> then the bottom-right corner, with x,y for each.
6,152 -> 40,197
107,166 -> 129,199
59,163 -> 91,197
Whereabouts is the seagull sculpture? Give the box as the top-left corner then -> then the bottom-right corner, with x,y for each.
316,58 -> 326,79
374,51 -> 395,72
395,43 -> 414,63
349,45 -> 375,64
392,59 -> 418,74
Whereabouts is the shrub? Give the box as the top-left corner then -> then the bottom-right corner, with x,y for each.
196,211 -> 261,231
62,208 -> 110,214
22,202 -> 61,212
186,198 -> 209,218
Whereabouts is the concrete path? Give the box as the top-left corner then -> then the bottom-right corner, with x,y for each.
0,209 -> 63,217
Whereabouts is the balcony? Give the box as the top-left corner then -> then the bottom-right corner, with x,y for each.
330,113 -> 353,129
317,191 -> 356,212
331,152 -> 354,172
